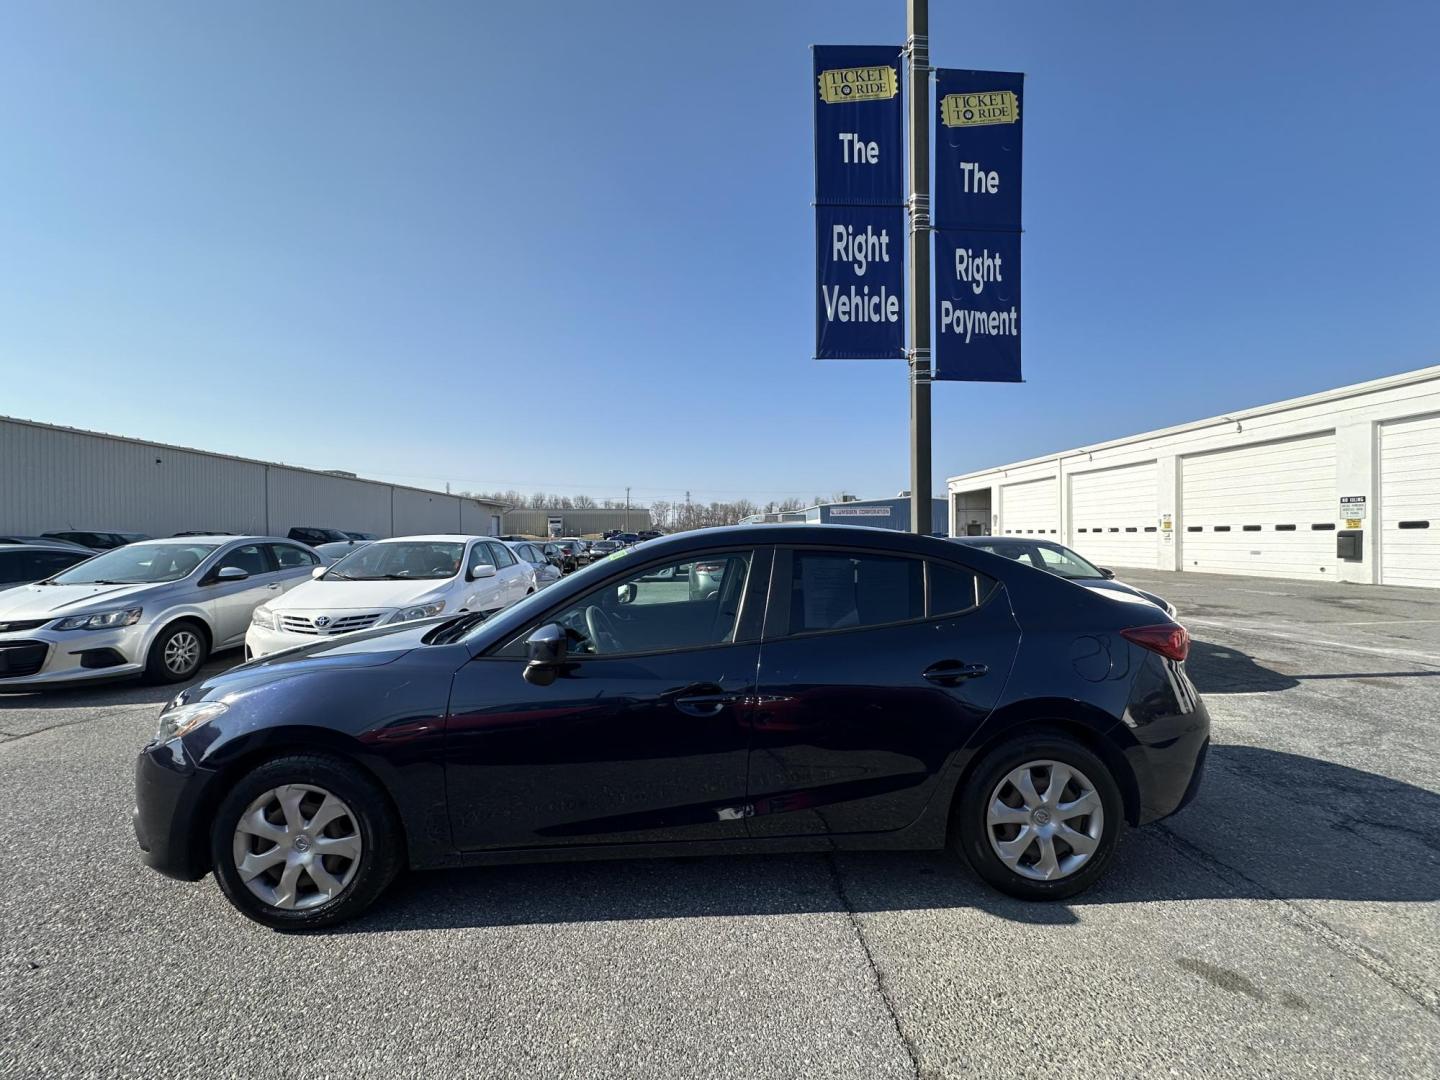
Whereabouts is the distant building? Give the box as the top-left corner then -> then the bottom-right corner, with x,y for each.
502,507 -> 654,538
1,415 -> 506,538
741,496 -> 947,534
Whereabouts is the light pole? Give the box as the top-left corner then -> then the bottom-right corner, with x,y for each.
906,0 -> 932,534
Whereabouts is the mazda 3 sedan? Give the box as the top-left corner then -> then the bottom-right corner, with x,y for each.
134,525 -> 1209,929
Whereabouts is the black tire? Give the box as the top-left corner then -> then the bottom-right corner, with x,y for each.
951,732 -> 1124,901
210,754 -> 404,930
143,619 -> 209,684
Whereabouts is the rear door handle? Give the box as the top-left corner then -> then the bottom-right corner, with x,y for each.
922,660 -> 989,686
675,693 -> 740,717
266,583 -> 283,590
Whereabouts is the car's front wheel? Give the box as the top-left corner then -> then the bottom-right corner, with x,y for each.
144,620 -> 209,684
210,754 -> 403,930
952,732 -> 1124,901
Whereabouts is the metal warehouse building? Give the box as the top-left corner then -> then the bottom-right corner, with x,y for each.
501,508 -> 654,538
1,416 -> 507,540
743,496 -> 948,533
947,365 -> 1440,588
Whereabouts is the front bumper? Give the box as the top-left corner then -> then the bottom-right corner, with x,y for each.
0,622 -> 148,687
244,621 -> 323,660
134,738 -> 220,881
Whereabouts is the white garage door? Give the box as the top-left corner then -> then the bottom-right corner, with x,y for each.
1181,433 -> 1337,579
999,477 -> 1058,536
1068,461 -> 1159,570
1380,413 -> 1440,588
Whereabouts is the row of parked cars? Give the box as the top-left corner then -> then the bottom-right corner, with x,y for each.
0,530 -> 609,688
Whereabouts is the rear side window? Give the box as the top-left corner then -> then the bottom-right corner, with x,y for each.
486,542 -> 517,568
270,543 -> 319,569
789,552 -> 924,633
929,561 -> 989,615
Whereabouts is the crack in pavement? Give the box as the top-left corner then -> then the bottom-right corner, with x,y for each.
1153,822 -> 1440,1020
826,854 -> 923,1080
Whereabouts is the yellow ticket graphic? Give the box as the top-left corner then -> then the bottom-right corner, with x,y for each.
941,90 -> 1020,127
818,65 -> 899,104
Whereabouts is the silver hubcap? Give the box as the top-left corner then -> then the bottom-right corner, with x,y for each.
163,630 -> 201,674
232,784 -> 363,910
986,759 -> 1105,882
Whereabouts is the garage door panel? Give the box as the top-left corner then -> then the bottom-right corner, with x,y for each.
999,478 -> 1058,536
1381,414 -> 1440,588
1182,434 -> 1338,579
1068,462 -> 1158,570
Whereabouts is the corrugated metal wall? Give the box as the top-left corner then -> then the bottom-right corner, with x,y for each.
1,417 -> 504,539
501,508 -> 653,537
459,499 -> 504,536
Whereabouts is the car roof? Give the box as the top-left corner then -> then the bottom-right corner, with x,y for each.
625,523 -> 971,558
143,534 -> 281,545
369,534 -> 492,544
0,542 -> 91,554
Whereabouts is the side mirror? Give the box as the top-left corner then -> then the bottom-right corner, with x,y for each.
469,563 -> 497,581
215,565 -> 249,582
1100,567 -> 1116,579
311,565 -> 327,579
616,582 -> 638,605
523,623 -> 567,686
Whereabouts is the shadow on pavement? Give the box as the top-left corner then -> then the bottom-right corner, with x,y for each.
0,655 -> 239,711
327,744 -> 1440,934
1186,639 -> 1298,693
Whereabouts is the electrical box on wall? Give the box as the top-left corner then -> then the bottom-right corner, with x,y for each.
1337,530 -> 1363,561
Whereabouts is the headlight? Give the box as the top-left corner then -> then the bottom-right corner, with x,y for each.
53,607 -> 142,631
250,605 -> 278,630
154,700 -> 228,743
387,600 -> 445,624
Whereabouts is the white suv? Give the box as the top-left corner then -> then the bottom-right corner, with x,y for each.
245,535 -> 534,659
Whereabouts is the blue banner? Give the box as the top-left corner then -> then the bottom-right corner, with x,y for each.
816,205 -> 906,360
934,68 -> 1024,381
813,45 -> 904,207
934,69 -> 1023,230
934,230 -> 1021,382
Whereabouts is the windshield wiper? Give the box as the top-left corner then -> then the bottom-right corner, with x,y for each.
326,571 -> 352,580
425,610 -> 490,644
79,579 -> 142,585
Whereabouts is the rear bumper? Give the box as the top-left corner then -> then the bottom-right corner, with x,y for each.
1124,695 -> 1211,825
134,739 -> 220,881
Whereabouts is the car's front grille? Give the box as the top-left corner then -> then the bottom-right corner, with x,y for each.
0,619 -> 48,634
0,640 -> 49,678
279,613 -> 385,636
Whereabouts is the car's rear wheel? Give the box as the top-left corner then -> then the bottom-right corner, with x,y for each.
144,620 -> 208,684
210,754 -> 403,930
952,733 -> 1123,901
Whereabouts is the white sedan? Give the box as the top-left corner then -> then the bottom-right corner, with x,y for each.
245,535 -> 535,659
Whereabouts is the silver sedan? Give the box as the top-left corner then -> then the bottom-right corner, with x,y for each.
0,535 -> 320,687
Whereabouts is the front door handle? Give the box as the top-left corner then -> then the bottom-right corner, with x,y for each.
922,660 -> 989,686
675,693 -> 740,717
266,583 -> 283,590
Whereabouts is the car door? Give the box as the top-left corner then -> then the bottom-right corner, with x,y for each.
461,542 -> 508,613
444,546 -> 770,850
203,543 -> 282,647
485,541 -> 528,604
744,545 -> 1021,839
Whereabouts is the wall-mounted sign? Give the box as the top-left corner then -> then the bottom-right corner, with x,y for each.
830,506 -> 892,517
1339,495 -> 1367,520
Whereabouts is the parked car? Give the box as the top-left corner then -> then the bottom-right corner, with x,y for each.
0,535 -> 320,687
0,543 -> 93,595
244,535 -> 535,660
343,531 -> 379,542
313,540 -> 374,564
557,538 -> 591,564
612,532 -> 641,547
548,540 -> 588,573
584,538 -> 621,561
949,537 -> 1176,617
287,527 -> 354,548
134,524 -> 1208,929
638,530 -> 665,541
1,534 -> 92,551
506,541 -> 562,590
42,530 -> 151,550
173,531 -> 236,537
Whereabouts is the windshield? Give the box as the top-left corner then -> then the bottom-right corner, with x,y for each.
973,541 -> 1103,580
325,541 -> 465,581
46,542 -> 219,585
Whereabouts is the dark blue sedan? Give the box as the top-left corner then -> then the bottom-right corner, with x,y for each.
135,524 -> 1209,929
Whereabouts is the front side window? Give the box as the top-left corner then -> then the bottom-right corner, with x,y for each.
217,544 -> 270,576
508,551 -> 754,657
327,542 -> 464,581
788,551 -> 924,634
47,542 -> 219,585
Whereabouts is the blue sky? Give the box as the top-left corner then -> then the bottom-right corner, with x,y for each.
1,1 -> 1436,504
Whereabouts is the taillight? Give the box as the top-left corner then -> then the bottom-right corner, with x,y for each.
1121,624 -> 1190,662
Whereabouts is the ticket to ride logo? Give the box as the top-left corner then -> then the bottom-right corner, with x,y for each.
817,65 -> 899,104
941,90 -> 1020,127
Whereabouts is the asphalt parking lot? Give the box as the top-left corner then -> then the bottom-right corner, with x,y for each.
2,569 -> 1438,1079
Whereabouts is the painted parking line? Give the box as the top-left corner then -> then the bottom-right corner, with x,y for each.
1186,618 -> 1440,667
